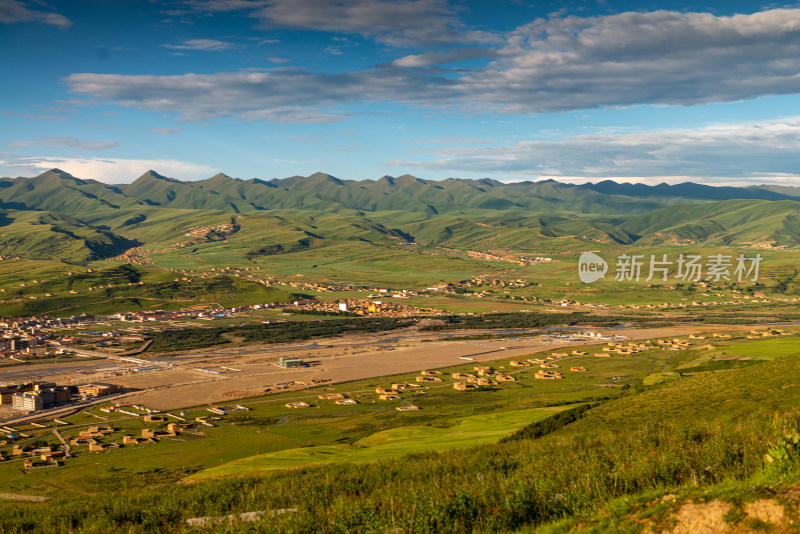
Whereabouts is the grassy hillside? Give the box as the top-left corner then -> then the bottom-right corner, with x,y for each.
621,198 -> 800,246
0,210 -> 138,261
1,334 -> 799,532
0,264 -> 300,317
0,170 -> 800,317
0,169 -> 143,214
193,407 -> 574,478
1,169 -> 800,270
120,171 -> 259,213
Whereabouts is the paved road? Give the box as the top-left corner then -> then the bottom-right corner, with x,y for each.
0,326 -> 605,384
0,322 -> 782,409
0,363 -> 126,382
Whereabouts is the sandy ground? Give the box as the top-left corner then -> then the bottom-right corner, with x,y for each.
0,323 -> 765,412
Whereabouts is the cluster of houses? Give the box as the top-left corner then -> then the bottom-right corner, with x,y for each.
184,223 -> 238,237
613,294 -> 800,310
654,338 -> 693,350
0,316 -> 93,359
0,381 -> 120,413
286,392 -> 362,409
376,383 -> 426,399
600,341 -> 654,355
66,418 -> 199,455
426,245 -> 552,267
451,367 -> 518,390
317,393 -> 358,405
455,277 -> 534,290
109,300 -> 293,323
0,400 -> 268,472
2,421 -> 178,469
286,384 -> 430,410
745,329 -> 789,339
7,444 -> 66,470
0,297 -> 316,340
11,403 -> 232,466
288,299 -> 437,317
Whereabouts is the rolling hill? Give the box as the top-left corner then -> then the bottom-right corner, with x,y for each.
0,169 -> 798,264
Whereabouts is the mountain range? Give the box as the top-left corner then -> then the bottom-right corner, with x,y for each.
1,168 -> 799,263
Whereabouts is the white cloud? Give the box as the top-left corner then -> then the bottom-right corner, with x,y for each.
0,0 -> 72,28
7,137 -> 118,151
464,8 -> 800,111
64,69 -> 453,121
162,39 -> 237,51
0,109 -> 66,121
249,0 -> 475,47
63,8 -> 800,118
385,48 -> 496,67
184,0 -> 495,47
240,106 -> 348,123
150,128 -> 180,136
394,117 -> 800,184
407,137 -> 491,144
1,156 -> 217,183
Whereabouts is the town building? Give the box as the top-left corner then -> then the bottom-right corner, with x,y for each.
77,383 -> 119,397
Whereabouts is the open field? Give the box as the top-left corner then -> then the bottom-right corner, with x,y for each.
1,328 -> 799,532
2,327 -> 799,501
191,406 -> 575,478
0,323 -> 747,412
0,242 -> 800,318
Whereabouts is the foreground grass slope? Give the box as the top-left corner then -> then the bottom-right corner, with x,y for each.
2,337 -> 799,532
191,407 -> 574,479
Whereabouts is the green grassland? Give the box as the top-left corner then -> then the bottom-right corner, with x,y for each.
4,250 -> 800,322
0,224 -> 799,318
193,407 -> 573,478
717,336 -> 800,359
1,332 -> 800,531
0,263 -> 304,317
5,171 -> 800,530
3,170 -> 800,318
2,332 -> 798,501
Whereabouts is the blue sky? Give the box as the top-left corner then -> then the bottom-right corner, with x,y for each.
2,0 -> 800,185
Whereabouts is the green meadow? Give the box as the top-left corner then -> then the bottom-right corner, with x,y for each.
1,331 -> 799,532
719,336 -> 800,359
193,407 -> 571,479
3,331 -> 799,502
0,242 -> 798,318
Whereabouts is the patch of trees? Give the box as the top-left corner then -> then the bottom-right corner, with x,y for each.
500,403 -> 600,443
420,312 -> 640,330
149,317 -> 413,352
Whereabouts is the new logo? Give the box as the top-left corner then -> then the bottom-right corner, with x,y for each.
578,252 -> 607,284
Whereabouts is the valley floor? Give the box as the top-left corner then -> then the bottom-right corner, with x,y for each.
3,324 -> 728,414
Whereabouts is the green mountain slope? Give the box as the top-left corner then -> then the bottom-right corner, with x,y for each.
184,172 -> 668,215
620,199 -> 800,246
120,171 -> 258,212
0,210 -> 139,261
0,169 -> 143,216
1,169 -> 800,264
584,179 -> 799,202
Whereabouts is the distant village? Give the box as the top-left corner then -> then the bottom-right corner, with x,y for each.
288,298 -> 439,317
1,381 -> 119,413
0,399 -> 243,470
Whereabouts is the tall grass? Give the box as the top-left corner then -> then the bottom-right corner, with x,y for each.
3,350 -> 798,533
0,413 -> 773,533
